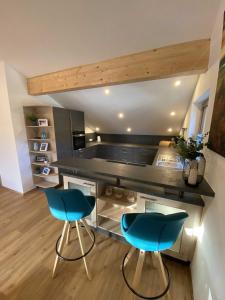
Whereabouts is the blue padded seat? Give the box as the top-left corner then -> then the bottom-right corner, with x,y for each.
121,212 -> 188,252
44,188 -> 95,221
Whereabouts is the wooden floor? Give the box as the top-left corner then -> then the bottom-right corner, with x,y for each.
0,187 -> 193,300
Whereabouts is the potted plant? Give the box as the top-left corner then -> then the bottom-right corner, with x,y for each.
174,133 -> 208,186
26,113 -> 38,126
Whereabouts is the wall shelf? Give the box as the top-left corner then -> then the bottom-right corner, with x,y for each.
26,126 -> 53,128
33,173 -> 58,178
28,139 -> 51,141
32,162 -> 50,167
24,106 -> 59,188
35,180 -> 58,188
30,150 -> 54,154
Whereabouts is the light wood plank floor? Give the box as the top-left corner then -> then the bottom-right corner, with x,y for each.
0,187 -> 193,300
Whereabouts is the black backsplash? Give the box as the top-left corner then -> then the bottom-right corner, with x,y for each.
93,133 -> 174,145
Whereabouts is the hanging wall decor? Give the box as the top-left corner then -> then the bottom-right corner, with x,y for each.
208,12 -> 225,157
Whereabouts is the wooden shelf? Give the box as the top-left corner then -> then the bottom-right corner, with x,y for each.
35,180 -> 58,188
33,173 -> 58,178
99,194 -> 136,207
98,216 -> 122,236
32,162 -> 50,167
26,126 -> 53,128
30,150 -> 53,154
28,139 -> 51,141
97,202 -> 137,222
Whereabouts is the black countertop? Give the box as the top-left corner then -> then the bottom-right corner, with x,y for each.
52,156 -> 215,198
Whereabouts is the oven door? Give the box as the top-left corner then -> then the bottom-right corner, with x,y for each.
73,135 -> 85,150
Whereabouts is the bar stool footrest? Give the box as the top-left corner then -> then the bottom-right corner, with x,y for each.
121,251 -> 171,300
55,227 -> 95,262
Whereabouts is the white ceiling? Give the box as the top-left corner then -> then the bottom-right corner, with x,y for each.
52,75 -> 198,135
0,0 -> 220,77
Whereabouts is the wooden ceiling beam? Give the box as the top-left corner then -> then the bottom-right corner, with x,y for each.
27,39 -> 210,95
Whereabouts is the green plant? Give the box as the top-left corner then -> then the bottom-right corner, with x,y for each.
27,113 -> 38,124
174,133 -> 208,160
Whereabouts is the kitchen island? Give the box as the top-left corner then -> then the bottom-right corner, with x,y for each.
51,143 -> 215,262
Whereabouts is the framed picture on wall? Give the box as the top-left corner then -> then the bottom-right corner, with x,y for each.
39,143 -> 48,152
208,12 -> 225,158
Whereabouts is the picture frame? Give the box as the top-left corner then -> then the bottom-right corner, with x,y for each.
33,142 -> 39,151
39,142 -> 48,152
42,167 -> 51,176
37,119 -> 48,127
35,155 -> 48,162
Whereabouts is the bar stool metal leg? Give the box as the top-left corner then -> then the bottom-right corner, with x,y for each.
52,221 -> 68,278
76,220 -> 92,280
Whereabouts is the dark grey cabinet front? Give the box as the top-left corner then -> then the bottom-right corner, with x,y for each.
70,110 -> 85,132
53,107 -> 73,160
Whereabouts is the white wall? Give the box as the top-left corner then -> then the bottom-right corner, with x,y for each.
184,2 -> 225,300
0,62 -> 24,192
0,62 -> 61,193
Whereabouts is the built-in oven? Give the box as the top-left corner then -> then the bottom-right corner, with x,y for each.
72,131 -> 86,150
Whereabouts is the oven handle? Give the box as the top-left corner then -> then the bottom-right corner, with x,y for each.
73,134 -> 85,137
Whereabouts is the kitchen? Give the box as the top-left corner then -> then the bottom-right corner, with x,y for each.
1,2 -> 225,299
21,75 -> 214,299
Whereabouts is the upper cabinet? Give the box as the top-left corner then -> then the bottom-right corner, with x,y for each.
70,110 -> 85,132
53,107 -> 73,160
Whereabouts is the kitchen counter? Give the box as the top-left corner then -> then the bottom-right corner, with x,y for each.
52,146 -> 215,199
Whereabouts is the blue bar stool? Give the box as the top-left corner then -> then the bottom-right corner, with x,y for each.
44,188 -> 96,279
121,212 -> 188,299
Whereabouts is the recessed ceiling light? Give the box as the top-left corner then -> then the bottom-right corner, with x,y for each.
174,80 -> 181,87
118,113 -> 124,119
104,89 -> 110,95
95,127 -> 100,132
167,128 -> 173,132
170,111 -> 176,116
127,127 -> 132,132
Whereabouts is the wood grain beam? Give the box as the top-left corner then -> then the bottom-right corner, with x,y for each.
27,39 -> 210,95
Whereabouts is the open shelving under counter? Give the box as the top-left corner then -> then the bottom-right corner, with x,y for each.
96,186 -> 139,237
98,216 -> 123,236
97,196 -> 137,222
